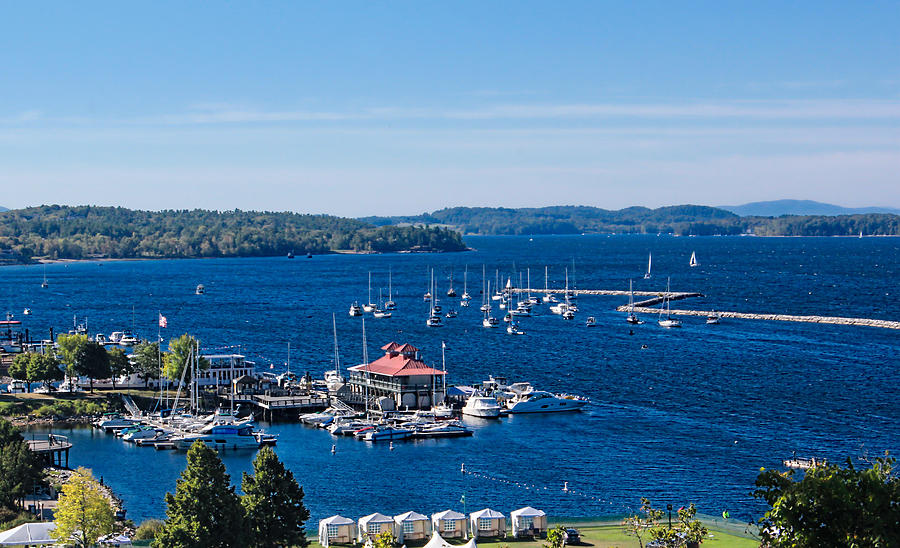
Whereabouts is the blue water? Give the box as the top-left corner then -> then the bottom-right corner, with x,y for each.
6,235 -> 900,525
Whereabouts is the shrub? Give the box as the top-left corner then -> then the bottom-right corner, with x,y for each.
134,519 -> 164,540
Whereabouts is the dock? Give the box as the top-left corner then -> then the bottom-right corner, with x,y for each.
619,305 -> 900,330
27,434 -> 72,468
513,288 -> 702,299
246,394 -> 330,420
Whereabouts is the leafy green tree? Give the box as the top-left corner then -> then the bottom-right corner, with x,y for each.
373,530 -> 396,548
52,467 -> 115,547
134,519 -> 165,540
133,342 -> 161,387
27,353 -> 64,390
72,341 -> 111,392
676,503 -> 707,547
241,446 -> 310,548
753,454 -> 900,547
0,425 -> 44,511
163,334 -> 208,384
7,354 -> 32,392
543,525 -> 566,548
56,333 -> 88,376
623,498 -> 664,548
155,441 -> 247,548
107,348 -> 132,390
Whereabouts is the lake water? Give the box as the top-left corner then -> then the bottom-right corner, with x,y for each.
6,235 -> 900,525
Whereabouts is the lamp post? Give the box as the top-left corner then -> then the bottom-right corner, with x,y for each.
667,504 -> 673,530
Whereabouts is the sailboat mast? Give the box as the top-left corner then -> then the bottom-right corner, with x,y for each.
388,267 -> 393,301
362,317 -> 369,415
332,313 -> 340,380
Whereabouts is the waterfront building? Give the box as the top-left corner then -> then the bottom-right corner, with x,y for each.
393,511 -> 431,542
431,510 -> 467,539
196,354 -> 255,387
346,343 -> 446,411
469,508 -> 506,538
319,515 -> 356,547
357,513 -> 394,542
510,507 -> 547,537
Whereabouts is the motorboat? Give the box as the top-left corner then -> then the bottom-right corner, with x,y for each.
22,308 -> 31,315
349,302 -> 363,317
562,310 -> 575,320
462,394 -> 502,418
94,413 -> 140,431
329,418 -> 372,436
445,309 -> 458,319
503,312 -> 512,323
506,322 -> 525,335
121,425 -> 163,442
585,316 -> 597,327
195,284 -> 205,295
460,299 -> 470,307
706,313 -> 721,325
426,315 -> 443,327
412,421 -> 473,438
505,390 -> 588,414
118,331 -> 139,346
482,315 -> 499,328
173,423 -> 263,450
364,426 -> 413,442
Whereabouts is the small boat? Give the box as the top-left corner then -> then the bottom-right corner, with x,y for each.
562,310 -> 575,321
363,272 -> 376,312
413,421 -> 473,438
423,292 -> 432,301
706,312 -> 720,325
385,268 -> 396,310
195,284 -> 205,295
480,303 -> 490,312
644,253 -> 652,279
426,315 -> 443,327
460,299 -> 470,308
506,322 -> 525,335
504,388 -> 588,414
431,305 -> 442,314
41,265 -> 49,288
445,309 -> 458,319
373,309 -> 392,319
503,312 -> 512,323
23,308 -> 31,315
585,316 -> 597,327
658,278 -> 682,328
364,426 -> 413,442
462,394 -> 501,418
306,252 -> 313,258
287,250 -> 295,259
690,251 -> 699,267
626,279 -> 642,324
348,302 -> 363,317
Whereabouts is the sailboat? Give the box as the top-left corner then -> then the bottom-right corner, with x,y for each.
689,251 -> 699,268
492,270 -> 503,301
384,267 -> 396,311
41,265 -> 48,288
542,266 -> 558,303
426,270 -> 442,327
363,272 -> 376,313
446,268 -> 456,297
461,265 -> 471,305
348,301 -> 363,317
482,281 -> 499,328
626,279 -> 642,324
479,265 -> 491,312
373,289 -> 392,318
644,253 -> 652,279
658,277 -> 682,328
324,314 -> 346,391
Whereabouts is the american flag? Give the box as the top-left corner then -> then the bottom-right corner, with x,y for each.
158,313 -> 168,328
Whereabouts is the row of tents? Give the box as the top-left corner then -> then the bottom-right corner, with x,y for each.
318,507 -> 548,547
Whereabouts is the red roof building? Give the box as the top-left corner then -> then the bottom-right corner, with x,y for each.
346,342 -> 447,410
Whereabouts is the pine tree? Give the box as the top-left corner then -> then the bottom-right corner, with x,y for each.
155,441 -> 247,548
241,447 -> 310,548
52,467 -> 115,547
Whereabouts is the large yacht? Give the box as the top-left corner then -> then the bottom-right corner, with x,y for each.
173,422 -> 263,450
504,387 -> 588,414
462,394 -> 502,418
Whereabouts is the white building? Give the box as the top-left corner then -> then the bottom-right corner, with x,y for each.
196,354 -> 255,387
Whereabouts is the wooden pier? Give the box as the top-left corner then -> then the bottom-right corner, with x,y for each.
247,394 -> 329,420
619,305 -> 900,330
27,434 -> 72,468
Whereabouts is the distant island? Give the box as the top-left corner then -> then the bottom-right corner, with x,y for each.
362,204 -> 900,237
718,199 -> 900,217
0,205 -> 467,263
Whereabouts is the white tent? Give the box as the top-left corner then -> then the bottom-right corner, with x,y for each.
358,513 -> 394,542
510,506 -> 547,537
393,511 -> 430,542
431,509 -> 467,539
0,522 -> 57,546
469,508 -> 506,538
423,531 -> 455,548
319,515 -> 357,547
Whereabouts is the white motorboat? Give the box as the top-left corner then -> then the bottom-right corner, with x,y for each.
462,394 -> 501,418
506,322 -> 525,335
505,390 -> 588,414
94,413 -> 140,431
562,310 -> 575,320
349,302 -> 363,317
412,421 -> 473,438
427,315 -> 443,327
173,423 -> 263,450
118,330 -> 139,346
706,312 -> 720,325
23,308 -> 31,315
364,426 -> 413,442
585,316 -> 597,327
121,425 -> 163,442
195,284 -> 205,295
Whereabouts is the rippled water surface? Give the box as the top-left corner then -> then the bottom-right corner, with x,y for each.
7,235 -> 899,524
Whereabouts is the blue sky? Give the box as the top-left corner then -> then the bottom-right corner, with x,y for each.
1,1 -> 898,215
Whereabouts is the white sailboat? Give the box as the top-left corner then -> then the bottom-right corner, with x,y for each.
492,269 -> 503,301
626,279 -> 642,324
324,314 -> 346,391
349,301 -> 363,317
482,281 -> 499,328
644,253 -> 652,279
461,265 -> 471,305
385,267 -> 396,310
479,265 -> 491,312
446,268 -> 456,297
373,289 -> 391,318
690,251 -> 699,268
426,269 -> 442,327
363,272 -> 376,312
41,264 -> 48,288
658,277 -> 682,328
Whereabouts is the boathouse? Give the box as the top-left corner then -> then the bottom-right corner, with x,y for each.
431,510 -> 467,539
357,513 -> 394,542
196,354 -> 255,388
469,509 -> 506,538
346,343 -> 446,410
319,515 -> 356,547
510,507 -> 547,537
394,511 -> 431,542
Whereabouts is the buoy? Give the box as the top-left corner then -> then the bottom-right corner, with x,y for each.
461,463 -> 466,473
331,444 -> 336,454
563,481 -> 569,492
389,442 -> 394,451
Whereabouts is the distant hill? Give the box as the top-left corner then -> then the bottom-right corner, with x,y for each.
362,204 -> 900,237
0,206 -> 7,212
719,200 -> 900,217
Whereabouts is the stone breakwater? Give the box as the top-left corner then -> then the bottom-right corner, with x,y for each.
619,305 -> 900,330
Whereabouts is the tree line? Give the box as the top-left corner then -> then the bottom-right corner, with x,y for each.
363,205 -> 900,236
0,205 -> 467,262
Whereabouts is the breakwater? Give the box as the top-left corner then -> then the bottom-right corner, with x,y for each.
620,305 -> 900,330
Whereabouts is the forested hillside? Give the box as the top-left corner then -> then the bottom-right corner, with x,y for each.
0,206 -> 467,262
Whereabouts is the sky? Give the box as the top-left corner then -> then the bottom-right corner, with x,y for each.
1,1 -> 898,216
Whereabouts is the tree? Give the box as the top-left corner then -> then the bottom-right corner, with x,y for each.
544,525 -> 566,548
373,530 -> 396,548
623,498 -> 665,548
676,504 -> 707,547
241,447 -> 310,548
753,454 -> 900,547
27,354 -> 64,390
0,424 -> 44,511
107,348 -> 132,390
72,341 -> 111,393
155,441 -> 247,548
52,467 -> 115,547
8,354 -> 32,392
56,333 -> 88,376
133,342 -> 161,387
163,334 -> 208,384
